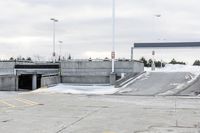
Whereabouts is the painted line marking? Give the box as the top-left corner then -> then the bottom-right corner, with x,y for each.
0,99 -> 16,108
0,98 -> 39,109
15,99 -> 35,106
15,98 -> 39,106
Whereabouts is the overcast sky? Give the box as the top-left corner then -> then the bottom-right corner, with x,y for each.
0,0 -> 200,63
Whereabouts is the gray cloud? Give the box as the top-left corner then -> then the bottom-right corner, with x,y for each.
0,0 -> 200,63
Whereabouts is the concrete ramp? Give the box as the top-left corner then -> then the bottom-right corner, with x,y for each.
178,75 -> 200,96
117,72 -> 194,96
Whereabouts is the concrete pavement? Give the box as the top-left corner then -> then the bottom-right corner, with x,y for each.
0,91 -> 200,133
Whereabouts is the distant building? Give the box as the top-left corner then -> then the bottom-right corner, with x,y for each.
134,42 -> 200,48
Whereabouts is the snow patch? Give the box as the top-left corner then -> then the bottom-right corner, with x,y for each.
33,84 -> 119,95
145,64 -> 200,76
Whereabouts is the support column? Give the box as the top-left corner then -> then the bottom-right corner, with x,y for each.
110,73 -> 116,85
15,76 -> 19,91
131,46 -> 134,60
32,74 -> 37,90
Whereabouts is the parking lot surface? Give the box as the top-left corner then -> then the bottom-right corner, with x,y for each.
0,91 -> 200,133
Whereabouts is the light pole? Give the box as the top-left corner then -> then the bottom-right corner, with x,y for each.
58,41 -> 63,61
111,0 -> 115,73
155,14 -> 161,68
155,14 -> 161,40
131,44 -> 134,60
50,18 -> 58,63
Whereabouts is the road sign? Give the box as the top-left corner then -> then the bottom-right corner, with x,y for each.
111,52 -> 115,59
152,51 -> 155,55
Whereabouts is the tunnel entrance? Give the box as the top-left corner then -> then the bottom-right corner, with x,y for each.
18,74 -> 33,90
18,74 -> 42,90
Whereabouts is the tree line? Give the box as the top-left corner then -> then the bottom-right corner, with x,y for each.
139,57 -> 190,67
139,57 -> 165,67
6,56 -> 200,66
9,56 -> 32,61
193,60 -> 200,66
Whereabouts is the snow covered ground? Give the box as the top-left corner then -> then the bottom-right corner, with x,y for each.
145,64 -> 200,75
34,84 -> 119,95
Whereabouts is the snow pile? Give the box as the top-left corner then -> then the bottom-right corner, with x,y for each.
145,64 -> 200,75
34,84 -> 119,95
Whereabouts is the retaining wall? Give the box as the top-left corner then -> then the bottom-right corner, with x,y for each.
0,75 -> 16,91
0,62 -> 15,75
61,60 -> 144,84
41,76 -> 60,87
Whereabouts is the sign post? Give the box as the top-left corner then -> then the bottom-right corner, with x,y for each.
151,50 -> 155,71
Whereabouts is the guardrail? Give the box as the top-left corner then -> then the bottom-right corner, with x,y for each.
115,72 -> 146,88
115,73 -> 138,88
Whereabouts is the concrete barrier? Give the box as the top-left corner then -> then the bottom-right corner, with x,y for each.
41,76 -> 60,87
0,75 -> 16,91
61,75 -> 110,84
133,60 -> 144,73
0,62 -> 15,75
61,60 -> 144,84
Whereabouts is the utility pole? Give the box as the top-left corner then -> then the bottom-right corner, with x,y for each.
109,0 -> 116,85
131,44 -> 134,60
58,41 -> 63,61
111,0 -> 115,73
50,18 -> 58,63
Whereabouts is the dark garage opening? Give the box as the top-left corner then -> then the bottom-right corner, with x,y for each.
37,75 -> 41,88
18,74 -> 42,90
18,74 -> 33,90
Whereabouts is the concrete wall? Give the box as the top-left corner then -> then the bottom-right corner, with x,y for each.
0,75 -> 16,91
61,60 -> 144,84
41,76 -> 60,87
61,76 -> 109,84
133,61 -> 144,73
0,62 -> 15,75
0,61 -> 144,89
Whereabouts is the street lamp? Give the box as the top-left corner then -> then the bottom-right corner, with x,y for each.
155,14 -> 161,41
50,18 -> 58,63
111,0 -> 115,73
131,44 -> 134,60
58,41 -> 63,61
155,14 -> 161,18
155,14 -> 163,68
